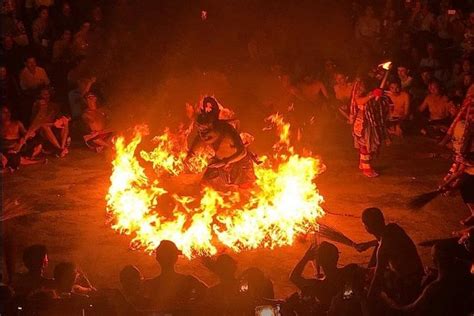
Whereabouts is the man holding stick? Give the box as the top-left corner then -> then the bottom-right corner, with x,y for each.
350,63 -> 391,177
354,208 -> 424,306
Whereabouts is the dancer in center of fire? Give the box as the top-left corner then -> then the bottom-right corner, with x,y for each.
185,96 -> 256,191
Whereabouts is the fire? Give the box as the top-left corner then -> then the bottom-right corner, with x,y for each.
106,115 -> 325,258
379,61 -> 392,70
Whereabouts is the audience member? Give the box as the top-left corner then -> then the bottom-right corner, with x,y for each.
355,207 -> 424,305
142,240 -> 207,311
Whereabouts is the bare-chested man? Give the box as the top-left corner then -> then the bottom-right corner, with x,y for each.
355,208 -> 424,305
82,93 -> 113,152
30,88 -> 70,157
387,81 -> 410,136
1,106 -> 43,170
186,97 -> 255,190
418,81 -> 457,137
333,72 -> 353,121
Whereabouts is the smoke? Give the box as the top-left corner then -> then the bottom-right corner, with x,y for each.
87,0 -> 352,143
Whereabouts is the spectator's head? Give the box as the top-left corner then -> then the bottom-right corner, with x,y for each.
39,87 -> 51,102
354,80 -> 366,97
389,81 -> 401,95
24,56 -> 37,72
397,66 -> 409,79
334,72 -> 348,85
85,93 -> 97,109
91,6 -> 103,23
0,65 -> 7,80
325,59 -> 336,73
53,262 -> 77,293
61,2 -> 71,16
61,29 -> 72,42
463,73 -> 473,88
37,6 -> 49,20
316,241 -> 339,272
462,59 -> 471,73
119,265 -> 142,295
364,6 -> 374,17
1,106 -> 11,122
428,80 -> 441,95
420,67 -> 433,84
79,21 -> 91,33
213,254 -> 237,280
155,240 -> 181,271
2,35 -> 14,50
362,207 -> 385,237
469,12 -> 474,27
426,43 -> 436,57
240,267 -> 273,299
23,244 -> 48,275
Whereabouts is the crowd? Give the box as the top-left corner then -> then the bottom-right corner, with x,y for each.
0,208 -> 472,315
1,0 -> 474,315
1,0 -> 112,172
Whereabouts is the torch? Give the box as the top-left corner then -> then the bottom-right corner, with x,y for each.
377,61 -> 392,99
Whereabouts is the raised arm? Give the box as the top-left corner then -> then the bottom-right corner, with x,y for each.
290,245 -> 318,290
367,240 -> 389,299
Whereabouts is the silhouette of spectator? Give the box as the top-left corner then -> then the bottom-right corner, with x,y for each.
143,240 -> 207,311
203,254 -> 240,313
290,241 -> 356,311
119,265 -> 149,311
11,244 -> 54,297
355,207 -> 424,305
382,241 -> 473,315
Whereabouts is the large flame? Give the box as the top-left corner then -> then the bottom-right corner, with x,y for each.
106,115 -> 325,258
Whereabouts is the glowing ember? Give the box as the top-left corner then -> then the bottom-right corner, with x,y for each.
106,115 -> 325,258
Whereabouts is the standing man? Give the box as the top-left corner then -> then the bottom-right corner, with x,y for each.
350,79 -> 390,177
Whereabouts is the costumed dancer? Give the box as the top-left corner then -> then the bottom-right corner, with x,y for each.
350,64 -> 392,177
186,96 -> 256,191
440,86 -> 474,226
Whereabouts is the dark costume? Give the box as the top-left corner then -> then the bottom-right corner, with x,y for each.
190,97 -> 256,190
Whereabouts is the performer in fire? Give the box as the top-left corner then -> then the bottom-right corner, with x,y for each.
439,86 -> 474,226
350,63 -> 392,177
186,96 -> 256,190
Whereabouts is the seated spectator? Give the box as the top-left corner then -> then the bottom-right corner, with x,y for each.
290,242 -> 353,311
19,56 -> 50,93
387,81 -> 410,136
53,262 -> 96,298
202,254 -> 240,313
1,106 -> 44,171
31,6 -> 54,60
72,21 -> 90,58
396,65 -> 413,91
239,267 -> 274,303
418,81 -> 457,136
0,35 -> 25,74
68,76 -> 95,120
119,265 -> 149,310
354,207 -> 424,305
54,2 -> 77,35
52,29 -> 73,65
29,87 -> 70,157
0,65 -> 18,107
419,43 -> 441,77
82,92 -> 113,152
143,240 -> 207,311
11,244 -> 54,297
382,241 -> 473,315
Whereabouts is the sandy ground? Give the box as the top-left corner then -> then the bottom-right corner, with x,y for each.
1,120 -> 468,298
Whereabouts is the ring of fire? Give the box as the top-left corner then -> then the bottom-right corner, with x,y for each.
106,115 -> 325,258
